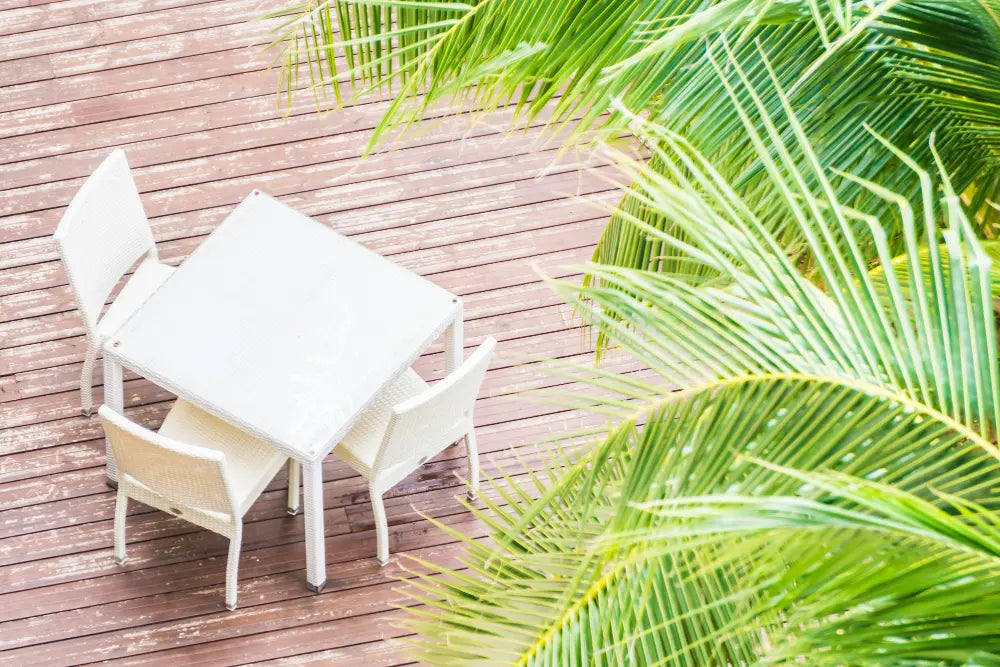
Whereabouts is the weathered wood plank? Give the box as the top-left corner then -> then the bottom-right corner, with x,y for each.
0,0 -> 213,38
0,2 -> 29,13
244,638 -> 413,666
135,610 -> 416,666
0,114 -> 594,249
0,66 -> 281,140
0,538 -> 472,658
0,44 -> 271,114
0,13 -> 281,87
0,97 -> 575,228
0,0 -> 625,659
0,0 -> 266,62
0,520 -> 482,664
0,77 -> 290,170
1,131 -> 602,249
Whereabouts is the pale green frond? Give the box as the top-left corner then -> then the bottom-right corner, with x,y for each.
398,371 -> 1000,664
393,72 -> 1000,666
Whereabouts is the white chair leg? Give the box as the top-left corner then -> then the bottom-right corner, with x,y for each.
465,429 -> 480,501
225,524 -> 242,611
80,340 -> 97,417
370,485 -> 389,566
286,460 -> 300,516
113,491 -> 128,565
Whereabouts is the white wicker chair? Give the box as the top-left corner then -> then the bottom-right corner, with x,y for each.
98,402 -> 298,611
54,149 -> 174,417
326,336 -> 496,565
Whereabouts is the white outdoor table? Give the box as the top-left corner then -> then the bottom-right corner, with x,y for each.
102,190 -> 463,592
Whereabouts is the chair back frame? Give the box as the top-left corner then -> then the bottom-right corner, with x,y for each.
371,337 -> 496,485
98,406 -> 239,523
54,149 -> 157,334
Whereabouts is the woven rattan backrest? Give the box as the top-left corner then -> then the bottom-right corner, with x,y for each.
98,406 -> 235,516
373,337 -> 495,475
54,149 -> 155,332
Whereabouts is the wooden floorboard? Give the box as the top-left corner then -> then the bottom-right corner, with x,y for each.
0,1 -> 618,664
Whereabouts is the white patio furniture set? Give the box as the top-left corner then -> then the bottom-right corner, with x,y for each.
54,150 -> 495,611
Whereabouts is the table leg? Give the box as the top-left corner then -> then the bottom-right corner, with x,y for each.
302,460 -> 327,592
102,356 -> 124,487
445,299 -> 464,374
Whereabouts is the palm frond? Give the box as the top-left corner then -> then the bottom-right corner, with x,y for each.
264,2 -> 1000,660
270,0 -> 1000,282
394,43 -> 1000,664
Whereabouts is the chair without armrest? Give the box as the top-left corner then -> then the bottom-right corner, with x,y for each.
331,337 -> 496,565
98,402 -> 294,610
54,149 -> 174,418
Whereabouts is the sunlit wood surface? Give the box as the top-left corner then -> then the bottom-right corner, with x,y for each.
0,0 -> 620,664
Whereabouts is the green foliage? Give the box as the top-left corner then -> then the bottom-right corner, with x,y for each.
589,0 -> 1000,280
271,0 -> 1000,265
395,58 -> 1000,664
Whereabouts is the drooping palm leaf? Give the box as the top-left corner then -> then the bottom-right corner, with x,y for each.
271,0 -> 1000,260
264,2 -> 1000,660
404,382 -> 1000,663
395,48 -> 1000,663
617,462 -> 1000,661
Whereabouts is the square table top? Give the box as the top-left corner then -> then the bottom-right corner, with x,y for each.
105,191 -> 459,461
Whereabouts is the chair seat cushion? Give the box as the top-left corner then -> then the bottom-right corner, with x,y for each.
159,399 -> 286,512
96,259 -> 175,339
334,369 -> 428,474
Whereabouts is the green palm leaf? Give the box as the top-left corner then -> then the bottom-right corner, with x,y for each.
264,2 -> 1000,660
393,46 -> 1000,664
269,0 -> 1000,284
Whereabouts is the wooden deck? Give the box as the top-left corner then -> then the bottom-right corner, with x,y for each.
0,1 -> 618,664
